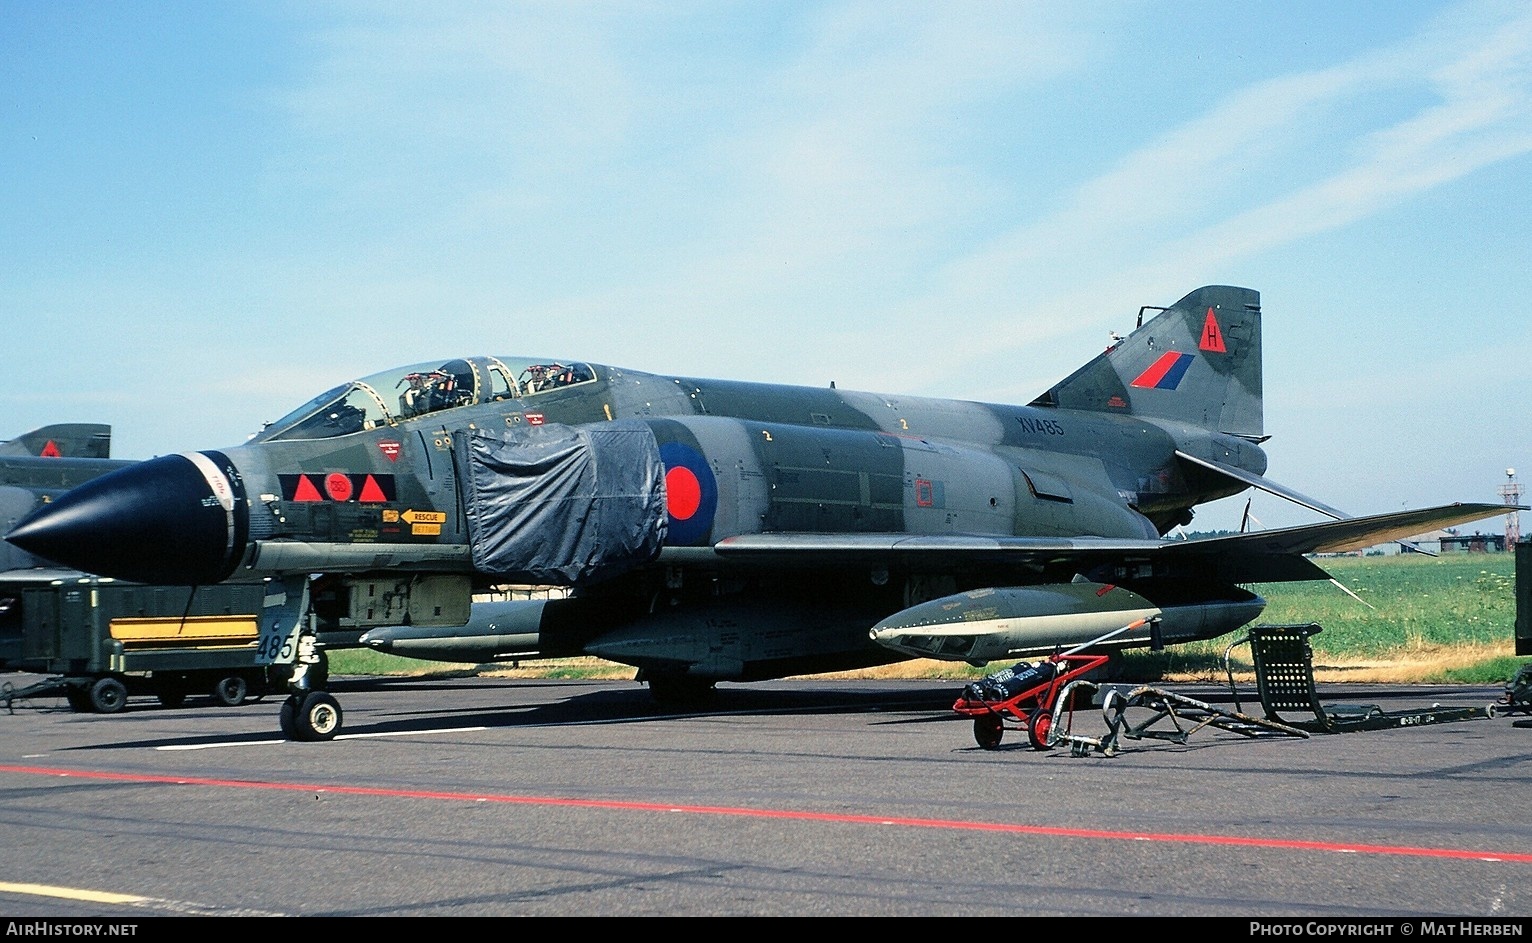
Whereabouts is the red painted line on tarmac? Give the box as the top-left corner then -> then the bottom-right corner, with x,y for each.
4,763 -> 1528,865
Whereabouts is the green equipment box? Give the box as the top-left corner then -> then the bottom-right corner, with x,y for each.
1,578 -> 318,714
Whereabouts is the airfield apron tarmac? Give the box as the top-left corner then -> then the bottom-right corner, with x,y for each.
0,674 -> 1525,918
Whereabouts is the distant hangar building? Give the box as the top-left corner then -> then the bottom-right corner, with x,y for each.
1438,532 -> 1507,553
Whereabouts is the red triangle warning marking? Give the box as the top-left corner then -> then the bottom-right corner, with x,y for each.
1199,307 -> 1227,352
292,475 -> 324,502
39,440 -> 61,457
359,475 -> 388,503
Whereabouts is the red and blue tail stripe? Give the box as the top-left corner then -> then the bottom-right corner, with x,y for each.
1130,352 -> 1194,390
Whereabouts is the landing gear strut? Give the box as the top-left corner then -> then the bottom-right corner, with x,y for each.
640,670 -> 717,706
262,576 -> 343,742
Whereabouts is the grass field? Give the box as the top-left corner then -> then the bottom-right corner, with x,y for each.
1127,551 -> 1521,684
328,550 -> 1525,686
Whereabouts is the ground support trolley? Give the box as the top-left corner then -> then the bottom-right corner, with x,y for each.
952,618 -> 1153,750
0,579 -> 318,714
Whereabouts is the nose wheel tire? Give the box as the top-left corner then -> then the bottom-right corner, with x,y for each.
280,691 -> 343,741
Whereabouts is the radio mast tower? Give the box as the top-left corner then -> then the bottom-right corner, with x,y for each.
1502,468 -> 1522,546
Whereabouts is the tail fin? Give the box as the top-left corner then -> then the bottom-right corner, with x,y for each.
0,423 -> 113,459
1032,286 -> 1263,438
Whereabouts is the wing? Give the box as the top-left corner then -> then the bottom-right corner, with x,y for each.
1167,502 -> 1512,558
702,502 -> 1512,584
703,533 -> 1164,570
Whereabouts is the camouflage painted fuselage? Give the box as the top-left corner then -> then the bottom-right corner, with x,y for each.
8,286 -> 1278,682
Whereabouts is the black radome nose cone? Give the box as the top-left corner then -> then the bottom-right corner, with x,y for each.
5,451 -> 247,585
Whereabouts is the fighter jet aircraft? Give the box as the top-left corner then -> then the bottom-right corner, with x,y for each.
5,286 -> 1506,740
0,424 -> 129,666
0,422 -> 113,460
0,424 -> 128,573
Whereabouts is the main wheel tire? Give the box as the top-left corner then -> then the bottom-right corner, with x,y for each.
973,714 -> 1003,750
1027,708 -> 1053,751
211,675 -> 248,707
646,675 -> 716,707
286,691 -> 343,742
88,677 -> 128,714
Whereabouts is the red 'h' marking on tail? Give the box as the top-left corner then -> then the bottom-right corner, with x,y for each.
1200,308 -> 1227,352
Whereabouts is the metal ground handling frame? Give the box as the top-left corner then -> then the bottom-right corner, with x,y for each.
1038,679 -> 1309,756
1222,623 -> 1495,733
1,676 -> 71,712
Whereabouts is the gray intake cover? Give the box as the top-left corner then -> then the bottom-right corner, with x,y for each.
460,421 -> 667,584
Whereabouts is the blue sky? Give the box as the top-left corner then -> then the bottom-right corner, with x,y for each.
4,0 -> 1529,536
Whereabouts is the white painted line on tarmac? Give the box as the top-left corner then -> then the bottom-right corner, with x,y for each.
155,725 -> 489,750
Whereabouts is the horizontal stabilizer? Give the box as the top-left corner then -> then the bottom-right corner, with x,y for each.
1175,450 -> 1347,520
1175,451 -> 1443,555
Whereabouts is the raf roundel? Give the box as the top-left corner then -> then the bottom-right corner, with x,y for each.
658,442 -> 717,546
666,466 -> 702,520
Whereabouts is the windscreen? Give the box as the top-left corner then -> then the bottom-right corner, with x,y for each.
254,357 -> 597,442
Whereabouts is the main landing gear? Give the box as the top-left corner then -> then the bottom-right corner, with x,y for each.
639,669 -> 717,707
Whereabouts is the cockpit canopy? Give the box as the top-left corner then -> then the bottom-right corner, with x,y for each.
255,356 -> 597,442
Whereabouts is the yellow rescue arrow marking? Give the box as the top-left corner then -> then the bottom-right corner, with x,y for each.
398,508 -> 445,535
400,509 -> 446,524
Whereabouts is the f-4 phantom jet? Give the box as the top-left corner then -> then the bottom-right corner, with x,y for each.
6,286 -> 1504,740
